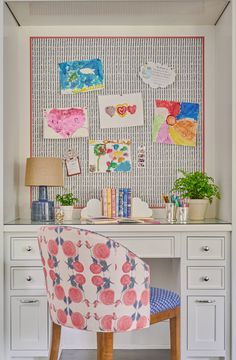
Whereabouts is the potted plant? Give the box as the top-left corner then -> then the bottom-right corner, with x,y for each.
172,170 -> 221,220
56,193 -> 78,221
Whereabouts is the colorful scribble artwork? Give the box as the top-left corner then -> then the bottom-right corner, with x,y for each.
43,107 -> 88,139
59,59 -> 104,94
152,100 -> 199,147
89,140 -> 132,173
98,93 -> 144,129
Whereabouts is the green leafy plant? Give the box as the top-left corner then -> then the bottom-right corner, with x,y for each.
56,193 -> 78,206
172,170 -> 221,204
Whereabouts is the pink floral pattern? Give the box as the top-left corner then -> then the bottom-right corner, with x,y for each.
38,226 -> 150,333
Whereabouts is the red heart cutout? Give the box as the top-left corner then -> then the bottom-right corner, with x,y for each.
128,105 -> 136,115
116,104 -> 127,117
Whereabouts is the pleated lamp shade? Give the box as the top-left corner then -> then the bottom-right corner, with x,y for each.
25,157 -> 64,187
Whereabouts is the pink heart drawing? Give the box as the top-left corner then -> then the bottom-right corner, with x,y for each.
127,105 -> 137,115
46,108 -> 86,138
116,104 -> 128,117
105,106 -> 116,117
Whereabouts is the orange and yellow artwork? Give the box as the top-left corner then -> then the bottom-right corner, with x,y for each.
152,100 -> 200,147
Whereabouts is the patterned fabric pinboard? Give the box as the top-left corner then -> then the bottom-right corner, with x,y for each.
31,37 -> 204,207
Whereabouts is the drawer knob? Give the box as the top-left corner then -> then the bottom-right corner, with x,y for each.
26,276 -> 32,282
203,276 -> 210,282
26,246 -> 32,252
202,246 -> 210,252
196,299 -> 215,303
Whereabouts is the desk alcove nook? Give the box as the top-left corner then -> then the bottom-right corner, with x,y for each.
0,1 -> 234,360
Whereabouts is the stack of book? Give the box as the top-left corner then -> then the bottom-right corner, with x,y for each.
101,188 -> 132,218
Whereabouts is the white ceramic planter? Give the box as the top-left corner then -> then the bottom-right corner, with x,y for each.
60,206 -> 74,221
189,199 -> 209,221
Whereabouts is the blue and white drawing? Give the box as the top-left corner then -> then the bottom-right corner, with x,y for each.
59,58 -> 104,94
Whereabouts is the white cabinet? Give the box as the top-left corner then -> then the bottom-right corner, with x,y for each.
184,232 -> 229,359
4,226 -> 230,360
11,296 -> 48,351
5,232 -> 50,359
188,296 -> 225,351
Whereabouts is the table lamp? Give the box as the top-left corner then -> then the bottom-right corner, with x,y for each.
25,157 -> 64,221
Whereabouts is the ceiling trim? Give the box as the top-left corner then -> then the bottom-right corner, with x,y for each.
5,2 -> 21,26
215,0 -> 230,25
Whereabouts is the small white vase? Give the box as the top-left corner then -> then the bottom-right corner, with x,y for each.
60,206 -> 74,221
189,199 -> 209,221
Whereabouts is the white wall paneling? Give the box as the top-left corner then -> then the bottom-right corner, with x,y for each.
0,2 -> 4,359
3,3 -> 19,223
215,4 -> 232,221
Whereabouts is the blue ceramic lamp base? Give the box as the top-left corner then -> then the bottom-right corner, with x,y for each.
31,186 -> 55,222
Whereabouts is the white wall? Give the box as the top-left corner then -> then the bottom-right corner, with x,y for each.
1,3 -> 19,358
16,25 -> 216,220
0,3 -> 4,360
3,3 -> 19,223
215,4 -> 232,222
231,0 -> 236,358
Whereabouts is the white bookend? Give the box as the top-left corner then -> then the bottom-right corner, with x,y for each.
81,199 -> 102,218
132,197 -> 152,218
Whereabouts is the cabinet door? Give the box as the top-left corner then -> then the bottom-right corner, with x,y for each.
188,296 -> 224,351
11,296 -> 48,350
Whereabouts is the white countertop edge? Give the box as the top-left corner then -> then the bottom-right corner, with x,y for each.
3,223 -> 232,233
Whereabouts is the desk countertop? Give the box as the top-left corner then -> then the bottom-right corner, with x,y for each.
4,218 -> 232,232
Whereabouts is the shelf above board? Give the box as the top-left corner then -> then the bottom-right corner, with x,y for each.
6,0 -> 230,26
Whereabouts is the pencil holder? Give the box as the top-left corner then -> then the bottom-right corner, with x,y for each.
165,203 -> 177,223
179,206 -> 189,223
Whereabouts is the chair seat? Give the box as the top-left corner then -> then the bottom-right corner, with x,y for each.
150,287 -> 180,314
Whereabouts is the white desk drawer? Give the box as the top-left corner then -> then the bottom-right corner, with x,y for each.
111,236 -> 175,258
11,237 -> 40,260
187,266 -> 225,289
187,236 -> 225,260
188,296 -> 225,351
11,267 -> 45,290
11,296 -> 48,350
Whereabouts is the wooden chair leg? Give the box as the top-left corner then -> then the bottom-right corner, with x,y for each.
97,332 -> 113,360
170,309 -> 180,360
49,322 -> 61,360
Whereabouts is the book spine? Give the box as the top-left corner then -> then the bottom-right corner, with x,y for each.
119,188 -> 124,217
111,188 -> 116,217
116,189 -> 119,217
123,188 -> 128,218
107,188 -> 112,218
127,188 -> 132,217
102,188 -> 108,217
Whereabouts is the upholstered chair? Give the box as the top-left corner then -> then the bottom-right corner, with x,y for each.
38,226 -> 180,360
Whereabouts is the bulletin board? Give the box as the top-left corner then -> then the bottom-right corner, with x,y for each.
30,36 -> 204,207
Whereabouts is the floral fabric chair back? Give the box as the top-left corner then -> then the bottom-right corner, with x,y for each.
38,226 -> 150,333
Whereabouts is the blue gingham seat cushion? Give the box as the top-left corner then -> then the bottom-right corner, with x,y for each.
150,287 -> 180,314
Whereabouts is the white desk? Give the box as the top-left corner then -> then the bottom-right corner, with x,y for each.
4,220 -> 231,360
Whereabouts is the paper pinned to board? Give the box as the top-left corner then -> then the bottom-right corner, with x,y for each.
98,93 -> 144,129
139,62 -> 176,88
